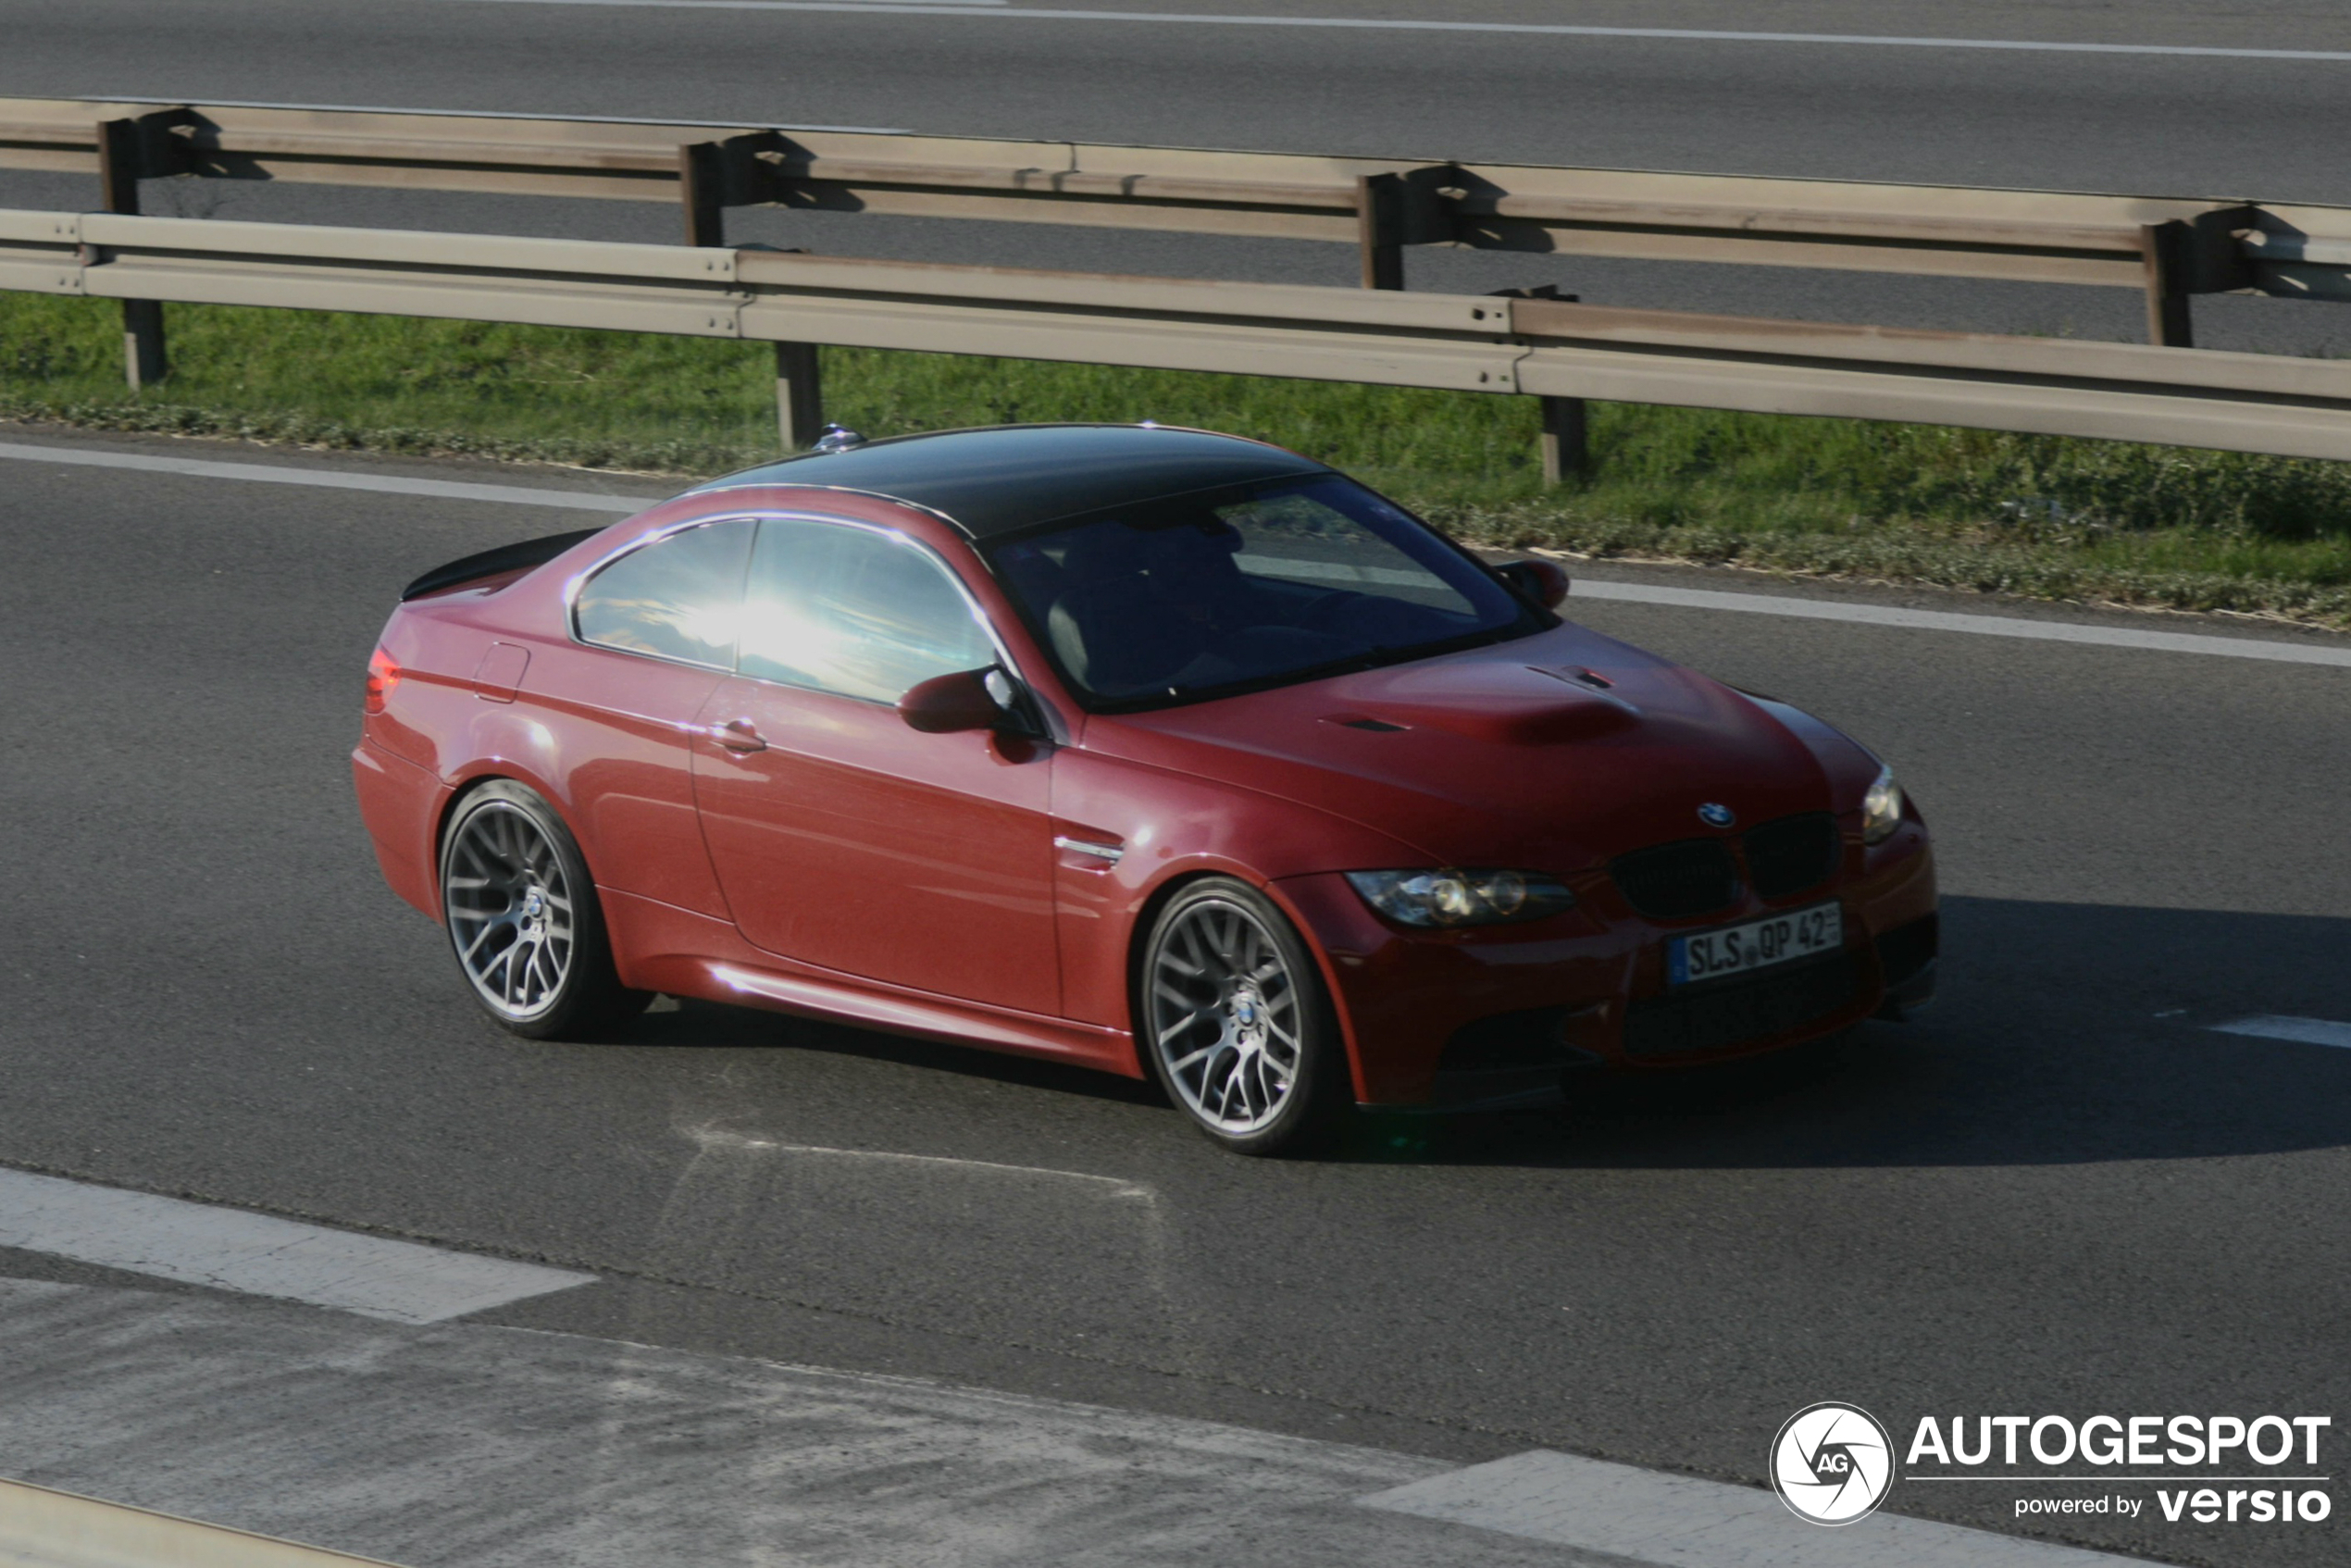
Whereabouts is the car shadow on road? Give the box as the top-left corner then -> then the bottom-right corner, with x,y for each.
1386,894 -> 2351,1171
600,894 -> 2351,1169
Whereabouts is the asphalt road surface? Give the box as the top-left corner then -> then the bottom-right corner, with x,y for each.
0,426 -> 2345,1565
5,1 -> 2351,353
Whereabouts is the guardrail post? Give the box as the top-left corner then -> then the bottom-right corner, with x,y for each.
2141,220 -> 2195,347
96,118 -> 168,391
679,141 -> 727,248
774,342 -> 823,451
1497,286 -> 1590,483
1540,394 -> 1588,484
684,140 -> 824,450
1356,173 -> 1405,291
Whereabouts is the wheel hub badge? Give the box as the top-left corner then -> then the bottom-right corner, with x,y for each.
522,889 -> 544,916
1230,988 -> 1264,1043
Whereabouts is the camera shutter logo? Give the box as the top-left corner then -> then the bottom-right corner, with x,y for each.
1772,1402 -> 1896,1525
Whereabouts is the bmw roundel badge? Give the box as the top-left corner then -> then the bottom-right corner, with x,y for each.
1698,803 -> 1736,829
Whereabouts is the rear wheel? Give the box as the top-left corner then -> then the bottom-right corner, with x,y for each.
1138,879 -> 1349,1156
439,780 -> 648,1039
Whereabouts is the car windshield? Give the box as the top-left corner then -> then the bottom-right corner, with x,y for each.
986,476 -> 1542,708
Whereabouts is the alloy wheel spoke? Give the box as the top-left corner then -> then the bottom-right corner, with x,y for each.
458,918 -> 504,963
1151,977 -> 1203,1014
1169,1042 -> 1223,1074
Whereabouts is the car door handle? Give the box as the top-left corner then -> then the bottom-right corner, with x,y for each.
709,718 -> 767,753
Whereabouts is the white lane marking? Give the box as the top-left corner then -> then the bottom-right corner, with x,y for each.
0,1167 -> 595,1324
1570,579 -> 2351,667
1360,1450 -> 2146,1566
446,0 -> 2351,62
6,437 -> 2344,666
2211,1014 -> 2351,1049
0,440 -> 653,513
79,94 -> 914,133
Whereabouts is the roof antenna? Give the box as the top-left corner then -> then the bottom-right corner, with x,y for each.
811,424 -> 867,454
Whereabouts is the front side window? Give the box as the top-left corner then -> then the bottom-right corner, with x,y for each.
738,518 -> 996,703
987,477 -> 1538,707
574,518 -> 753,668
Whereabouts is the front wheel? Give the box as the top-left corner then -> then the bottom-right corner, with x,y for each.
439,780 -> 648,1040
1138,879 -> 1350,1156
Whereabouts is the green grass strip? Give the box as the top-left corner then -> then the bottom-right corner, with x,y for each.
6,292 -> 2350,628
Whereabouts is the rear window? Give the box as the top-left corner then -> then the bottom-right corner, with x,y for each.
573,519 -> 753,668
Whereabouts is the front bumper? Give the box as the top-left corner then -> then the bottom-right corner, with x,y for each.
1274,828 -> 1938,1108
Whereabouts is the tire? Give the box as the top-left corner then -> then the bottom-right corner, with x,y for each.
438,780 -> 650,1040
1136,877 -> 1350,1156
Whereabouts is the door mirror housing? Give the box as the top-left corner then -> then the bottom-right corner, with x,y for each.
1497,558 -> 1571,609
899,667 -> 1009,734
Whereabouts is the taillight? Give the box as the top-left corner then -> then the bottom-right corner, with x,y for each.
365,648 -> 402,714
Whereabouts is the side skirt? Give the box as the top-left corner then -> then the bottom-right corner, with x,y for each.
601,887 -> 1141,1076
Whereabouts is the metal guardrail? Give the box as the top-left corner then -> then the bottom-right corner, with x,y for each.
7,208 -> 2351,462
5,96 -> 2351,320
6,95 -> 2351,468
0,1476 -> 404,1568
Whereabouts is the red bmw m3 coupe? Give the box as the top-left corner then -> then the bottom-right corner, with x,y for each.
354,424 -> 1936,1153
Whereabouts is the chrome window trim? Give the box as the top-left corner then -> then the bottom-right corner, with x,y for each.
678,482 -> 972,544
564,507 -> 1047,724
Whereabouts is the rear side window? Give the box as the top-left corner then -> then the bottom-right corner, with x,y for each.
574,519 -> 753,668
738,519 -> 995,703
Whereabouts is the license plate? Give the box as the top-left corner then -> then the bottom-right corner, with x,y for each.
1669,903 -> 1843,985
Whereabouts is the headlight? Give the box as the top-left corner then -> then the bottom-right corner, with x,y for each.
1344,868 -> 1576,928
1862,765 -> 1906,845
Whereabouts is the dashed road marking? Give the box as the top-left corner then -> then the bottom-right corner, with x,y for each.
0,1167 -> 594,1324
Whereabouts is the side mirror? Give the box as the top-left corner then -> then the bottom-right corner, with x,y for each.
1497,558 -> 1571,609
899,667 -> 1008,734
